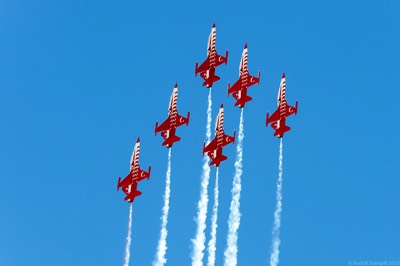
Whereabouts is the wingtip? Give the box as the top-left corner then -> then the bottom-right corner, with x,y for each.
195,62 -> 199,76
174,82 -> 178,88
220,103 -> 224,108
117,177 -> 121,191
212,23 -> 216,28
148,166 -> 152,179
137,137 -> 140,143
282,73 -> 285,79
244,43 -> 248,49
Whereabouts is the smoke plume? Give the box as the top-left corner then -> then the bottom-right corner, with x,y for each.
207,167 -> 220,266
123,203 -> 133,266
224,109 -> 244,266
270,139 -> 283,266
153,148 -> 172,266
191,89 -> 213,266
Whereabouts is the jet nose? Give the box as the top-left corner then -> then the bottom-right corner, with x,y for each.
282,73 -> 285,78
174,82 -> 178,88
220,104 -> 224,108
212,23 -> 216,28
137,137 -> 140,143
244,43 -> 248,49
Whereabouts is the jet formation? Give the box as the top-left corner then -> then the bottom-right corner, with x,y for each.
116,23 -> 299,202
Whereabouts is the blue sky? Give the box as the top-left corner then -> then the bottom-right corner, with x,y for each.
1,0 -> 399,265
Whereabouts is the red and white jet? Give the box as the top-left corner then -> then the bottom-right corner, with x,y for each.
203,104 -> 236,167
195,23 -> 228,88
227,43 -> 260,108
117,137 -> 151,202
155,83 -> 190,148
266,74 -> 298,138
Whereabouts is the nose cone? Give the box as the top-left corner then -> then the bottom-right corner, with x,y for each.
212,23 -> 216,28
137,137 -> 140,143
244,43 -> 248,49
282,73 -> 285,79
174,82 -> 178,88
220,104 -> 224,108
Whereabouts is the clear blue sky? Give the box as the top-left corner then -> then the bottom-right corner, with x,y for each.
1,0 -> 399,265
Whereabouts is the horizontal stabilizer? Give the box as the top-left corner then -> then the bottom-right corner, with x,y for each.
162,135 -> 181,148
124,190 -> 142,202
203,74 -> 220,88
210,154 -> 227,167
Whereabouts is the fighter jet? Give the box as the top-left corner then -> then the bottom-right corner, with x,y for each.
266,73 -> 298,138
203,104 -> 236,167
155,83 -> 190,148
195,23 -> 228,88
117,138 -> 151,202
227,43 -> 260,108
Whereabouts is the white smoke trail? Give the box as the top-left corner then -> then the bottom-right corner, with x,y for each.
153,148 -> 172,266
270,138 -> 283,266
123,203 -> 133,266
224,109 -> 244,266
191,89 -> 213,266
207,167 -> 220,266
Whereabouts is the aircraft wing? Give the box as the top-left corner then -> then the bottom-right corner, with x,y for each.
266,108 -> 280,125
228,79 -> 242,95
247,71 -> 260,87
175,113 -> 189,128
285,101 -> 298,117
203,137 -> 217,154
196,57 -> 210,74
137,166 -> 151,182
214,53 -> 228,67
222,131 -> 235,147
117,171 -> 133,190
155,118 -> 170,133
